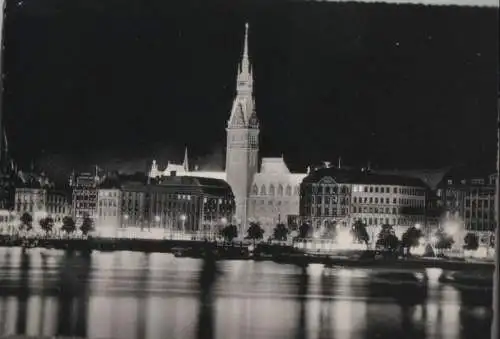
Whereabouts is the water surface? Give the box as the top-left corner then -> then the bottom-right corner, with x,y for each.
0,247 -> 492,339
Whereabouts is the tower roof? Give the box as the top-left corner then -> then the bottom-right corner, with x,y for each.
227,22 -> 258,129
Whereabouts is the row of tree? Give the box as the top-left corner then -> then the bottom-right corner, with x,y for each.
218,220 -> 371,244
374,223 -> 487,254
218,219 -> 488,254
18,212 -> 95,236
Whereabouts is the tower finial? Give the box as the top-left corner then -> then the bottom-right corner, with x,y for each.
244,22 -> 249,57
240,22 -> 250,73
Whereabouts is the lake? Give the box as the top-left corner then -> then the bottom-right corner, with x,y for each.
0,247 -> 493,339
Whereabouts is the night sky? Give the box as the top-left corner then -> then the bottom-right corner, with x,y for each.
2,0 -> 498,179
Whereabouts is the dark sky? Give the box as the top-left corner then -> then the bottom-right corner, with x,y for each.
2,0 -> 498,178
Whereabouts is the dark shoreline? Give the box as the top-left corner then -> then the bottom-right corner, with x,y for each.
0,235 -> 494,272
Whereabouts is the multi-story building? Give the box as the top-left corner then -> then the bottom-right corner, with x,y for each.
97,188 -> 122,230
14,188 -> 70,224
436,167 -> 496,243
300,167 -> 428,238
71,172 -> 99,225
120,174 -> 235,232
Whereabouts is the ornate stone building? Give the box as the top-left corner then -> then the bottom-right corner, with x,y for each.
300,167 -> 428,239
436,167 -> 496,244
149,23 -> 307,235
116,174 -> 235,233
14,188 -> 70,224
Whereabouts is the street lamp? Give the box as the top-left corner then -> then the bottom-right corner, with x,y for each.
123,214 -> 129,228
180,214 -> 186,234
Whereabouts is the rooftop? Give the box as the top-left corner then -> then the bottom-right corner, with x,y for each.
302,167 -> 428,188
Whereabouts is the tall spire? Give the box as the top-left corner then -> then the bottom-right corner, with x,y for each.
228,22 -> 258,129
236,22 -> 252,91
183,146 -> 189,172
241,22 -> 250,73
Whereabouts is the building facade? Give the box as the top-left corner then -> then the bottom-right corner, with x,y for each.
97,188 -> 122,231
149,23 -> 307,235
71,172 -> 99,225
300,167 -> 428,239
14,188 -> 70,224
119,174 -> 235,232
436,168 -> 496,242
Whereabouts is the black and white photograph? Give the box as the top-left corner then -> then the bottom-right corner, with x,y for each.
0,0 -> 498,338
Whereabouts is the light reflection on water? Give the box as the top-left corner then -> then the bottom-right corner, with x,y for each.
0,247 -> 493,339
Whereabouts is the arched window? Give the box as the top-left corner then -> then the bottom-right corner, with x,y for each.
278,185 -> 284,196
286,185 -> 292,196
294,186 -> 300,195
269,185 -> 275,196
260,185 -> 266,195
252,184 -> 258,195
